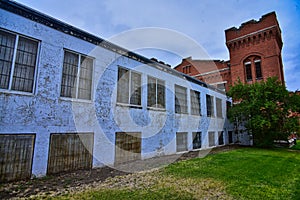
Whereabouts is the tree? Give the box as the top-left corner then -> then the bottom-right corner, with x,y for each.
227,77 -> 300,147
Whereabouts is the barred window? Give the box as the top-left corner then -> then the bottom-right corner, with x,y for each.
190,90 -> 201,115
208,131 -> 215,147
117,67 -> 141,106
0,29 -> 38,93
60,50 -> 93,100
216,98 -> 223,118
206,94 -> 214,117
176,132 -> 188,152
192,132 -> 201,149
218,131 -> 224,145
175,85 -> 187,114
147,76 -> 165,109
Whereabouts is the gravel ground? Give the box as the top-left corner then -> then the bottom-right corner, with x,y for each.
0,145 -> 241,199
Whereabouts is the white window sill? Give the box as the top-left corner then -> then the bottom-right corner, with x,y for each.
147,107 -> 166,112
59,97 -> 93,104
176,150 -> 189,154
0,89 -> 34,97
191,113 -> 202,117
116,103 -> 142,109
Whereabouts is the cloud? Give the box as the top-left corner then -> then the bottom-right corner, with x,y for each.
15,0 -> 300,91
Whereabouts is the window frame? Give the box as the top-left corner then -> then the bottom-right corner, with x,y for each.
216,97 -> 223,118
60,49 -> 94,101
190,89 -> 201,116
192,132 -> 202,149
176,132 -> 188,152
147,76 -> 165,110
175,84 -> 188,114
206,94 -> 214,117
244,61 -> 252,81
254,59 -> 263,80
0,29 -> 40,95
208,131 -> 215,147
218,131 -> 224,145
116,66 -> 142,108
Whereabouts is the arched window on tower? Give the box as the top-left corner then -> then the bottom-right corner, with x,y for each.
254,58 -> 262,79
244,56 -> 263,82
244,60 -> 252,81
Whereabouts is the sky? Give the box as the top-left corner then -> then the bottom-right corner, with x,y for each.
14,0 -> 300,91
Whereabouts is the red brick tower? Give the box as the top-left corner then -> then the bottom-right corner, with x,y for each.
225,12 -> 284,85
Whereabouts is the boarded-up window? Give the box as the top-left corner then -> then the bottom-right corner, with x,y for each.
218,131 -> 224,145
208,131 -> 215,147
206,94 -> 214,117
175,85 -> 187,114
47,133 -> 94,174
192,132 -> 201,149
147,76 -> 165,109
115,132 -> 141,164
0,29 -> 38,93
176,132 -> 188,152
117,67 -> 141,106
0,134 -> 35,182
216,98 -> 223,118
190,90 -> 201,115
60,50 -> 93,100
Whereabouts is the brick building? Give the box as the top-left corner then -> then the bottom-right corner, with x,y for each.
175,12 -> 285,91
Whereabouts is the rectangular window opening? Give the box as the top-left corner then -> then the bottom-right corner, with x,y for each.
147,76 -> 165,109
206,94 -> 214,117
208,131 -> 215,147
245,63 -> 252,81
0,29 -> 38,93
60,50 -> 93,100
216,98 -> 223,118
192,132 -> 201,149
190,90 -> 201,115
176,132 -> 188,152
117,67 -> 141,106
175,85 -> 188,114
255,60 -> 262,79
218,131 -> 224,145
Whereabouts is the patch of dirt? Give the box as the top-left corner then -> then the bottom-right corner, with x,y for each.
0,144 -> 241,199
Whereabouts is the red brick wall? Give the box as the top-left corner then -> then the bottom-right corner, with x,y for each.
226,12 -> 284,85
175,12 -> 285,91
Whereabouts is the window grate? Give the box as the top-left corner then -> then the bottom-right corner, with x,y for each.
206,94 -> 214,117
0,29 -> 38,93
147,76 -> 165,109
192,132 -> 201,149
216,98 -> 222,118
117,67 -> 141,106
175,85 -> 187,114
190,90 -> 201,115
60,50 -> 93,100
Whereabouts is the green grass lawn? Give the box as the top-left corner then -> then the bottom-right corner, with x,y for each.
291,140 -> 300,150
165,148 -> 300,199
50,148 -> 300,200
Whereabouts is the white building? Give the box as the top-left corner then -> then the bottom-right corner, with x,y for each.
0,0 -> 237,182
